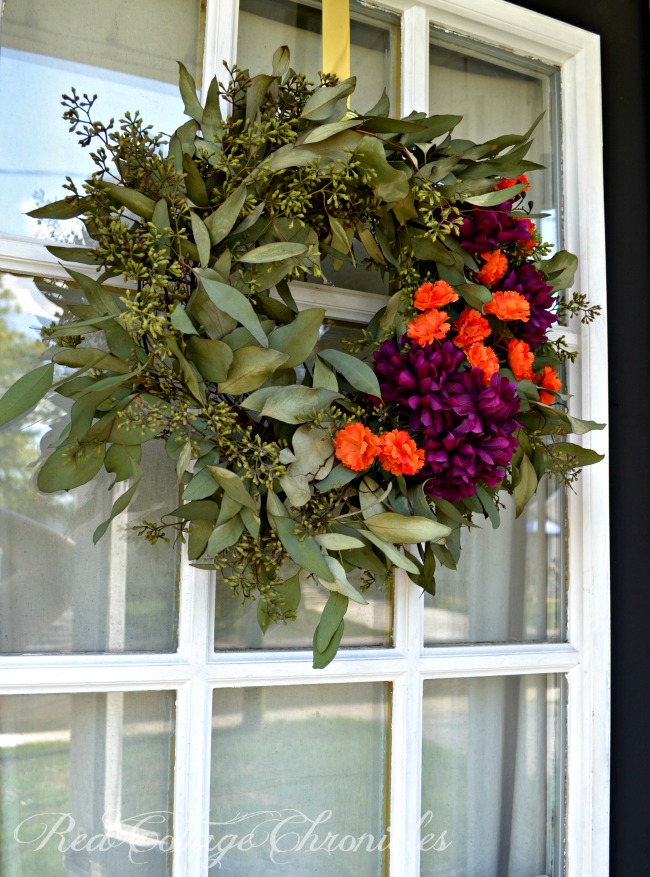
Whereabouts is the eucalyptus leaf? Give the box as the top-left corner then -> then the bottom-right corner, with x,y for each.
0,362 -> 54,428
252,385 -> 341,424
204,184 -> 248,246
219,346 -> 289,394
93,478 -> 141,543
37,441 -> 106,493
319,556 -> 367,604
301,79 -> 357,121
317,349 -> 381,398
178,61 -> 203,123
240,242 -> 308,263
315,591 -> 349,652
183,467 -> 219,501
365,512 -> 451,544
171,303 -> 200,335
269,514 -> 332,580
97,181 -> 156,220
268,308 -> 325,367
196,272 -> 268,347
27,196 -> 92,220
514,454 -> 538,517
313,619 -> 345,669
186,337 -> 234,383
207,516 -> 245,555
315,533 -> 365,550
190,212 -> 211,266
359,530 -> 420,575
207,466 -> 258,510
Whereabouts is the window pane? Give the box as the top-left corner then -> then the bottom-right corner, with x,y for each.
424,481 -> 564,645
0,691 -> 175,876
210,683 -> 390,874
237,0 -> 398,296
429,30 -> 560,250
421,674 -> 563,877
0,275 -> 180,653
238,0 -> 399,112
214,571 -> 392,650
0,0 -> 204,237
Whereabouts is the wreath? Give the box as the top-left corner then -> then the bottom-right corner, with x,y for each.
0,48 -> 604,666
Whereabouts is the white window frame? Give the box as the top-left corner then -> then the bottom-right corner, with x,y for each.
0,1 -> 609,876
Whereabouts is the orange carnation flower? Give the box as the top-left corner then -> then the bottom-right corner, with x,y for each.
334,423 -> 380,471
453,307 -> 492,350
377,430 -> 425,476
484,290 -> 530,322
406,309 -> 451,346
413,280 -> 459,310
507,338 -> 535,381
476,250 -> 508,286
534,366 -> 562,405
495,173 -> 530,192
466,343 -> 500,385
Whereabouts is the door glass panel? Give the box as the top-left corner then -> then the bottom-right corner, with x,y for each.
429,30 -> 560,251
0,0 -> 204,238
421,674 -> 563,877
214,571 -> 392,650
210,683 -> 390,874
424,481 -> 564,644
0,691 -> 175,876
0,274 -> 180,653
237,0 -> 398,295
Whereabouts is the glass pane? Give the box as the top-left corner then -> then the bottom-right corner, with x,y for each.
0,274 -> 180,652
0,691 -> 175,876
214,570 -> 392,650
0,0 -> 204,237
237,0 -> 398,296
210,683 -> 389,874
421,674 -> 563,877
429,31 -> 560,251
238,0 -> 398,112
424,481 -> 564,645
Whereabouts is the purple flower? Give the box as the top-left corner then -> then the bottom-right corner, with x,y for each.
456,204 -> 531,255
373,339 -> 521,502
500,263 -> 557,349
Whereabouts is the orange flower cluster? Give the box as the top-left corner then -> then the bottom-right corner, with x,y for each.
453,308 -> 491,351
406,307 -> 451,346
334,423 -> 425,476
507,339 -> 534,381
534,366 -> 562,404
495,173 -> 530,192
413,280 -> 459,310
403,274 -> 560,402
466,343 -> 500,385
476,250 -> 508,286
484,290 -> 530,322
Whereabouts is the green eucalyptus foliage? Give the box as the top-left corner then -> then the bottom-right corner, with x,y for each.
0,50 -> 603,667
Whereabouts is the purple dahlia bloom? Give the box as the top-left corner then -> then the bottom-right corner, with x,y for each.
373,339 -> 521,502
456,204 -> 531,255
500,263 -> 557,349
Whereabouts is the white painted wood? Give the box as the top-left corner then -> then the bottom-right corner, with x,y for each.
0,3 -> 610,877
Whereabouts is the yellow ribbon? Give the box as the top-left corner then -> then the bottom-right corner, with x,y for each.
322,0 -> 350,81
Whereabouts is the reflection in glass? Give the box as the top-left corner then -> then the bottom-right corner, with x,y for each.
0,691 -> 175,876
214,568 -> 392,650
424,483 -> 564,645
237,0 -> 398,296
0,274 -> 179,653
421,674 -> 563,877
210,683 -> 390,875
429,32 -> 560,250
0,0 -> 204,237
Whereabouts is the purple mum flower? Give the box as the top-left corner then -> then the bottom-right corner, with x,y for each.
373,339 -> 521,502
500,263 -> 557,349
456,205 -> 531,255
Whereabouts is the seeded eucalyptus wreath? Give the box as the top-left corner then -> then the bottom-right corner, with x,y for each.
0,48 -> 603,666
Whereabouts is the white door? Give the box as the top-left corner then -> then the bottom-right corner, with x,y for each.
0,1 -> 609,875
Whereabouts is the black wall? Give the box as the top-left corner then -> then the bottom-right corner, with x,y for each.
509,0 -> 650,872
